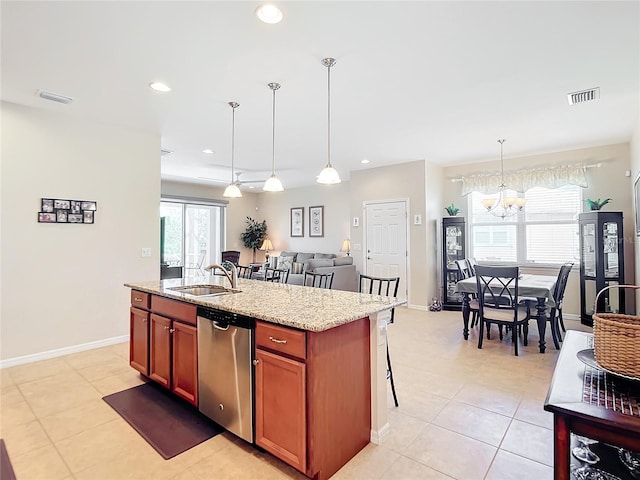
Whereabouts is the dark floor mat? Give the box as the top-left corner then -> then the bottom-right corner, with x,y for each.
102,382 -> 223,459
1,439 -> 17,480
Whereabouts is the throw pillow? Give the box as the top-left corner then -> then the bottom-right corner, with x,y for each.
333,256 -> 353,266
280,251 -> 298,261
306,258 -> 334,271
291,262 -> 304,274
314,253 -> 336,259
277,256 -> 294,272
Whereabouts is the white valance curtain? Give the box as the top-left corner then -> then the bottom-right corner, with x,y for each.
460,164 -> 589,196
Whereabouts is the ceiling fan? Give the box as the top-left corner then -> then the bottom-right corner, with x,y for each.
198,171 -> 267,188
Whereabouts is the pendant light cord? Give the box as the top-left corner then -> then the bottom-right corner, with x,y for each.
498,139 -> 505,186
327,62 -> 332,168
231,104 -> 236,182
272,86 -> 276,175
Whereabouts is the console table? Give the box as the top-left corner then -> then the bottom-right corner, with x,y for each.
544,330 -> 640,479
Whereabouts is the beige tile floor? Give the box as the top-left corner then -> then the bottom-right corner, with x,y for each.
0,308 -> 592,479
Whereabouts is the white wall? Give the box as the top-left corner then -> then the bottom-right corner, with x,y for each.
350,161 -> 429,309
630,123 -> 640,312
257,182 -> 351,256
1,102 -> 160,362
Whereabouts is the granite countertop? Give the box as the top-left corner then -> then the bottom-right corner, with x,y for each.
124,275 -> 405,332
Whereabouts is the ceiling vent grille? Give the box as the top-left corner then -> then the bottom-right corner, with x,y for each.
160,149 -> 173,156
568,87 -> 600,105
37,90 -> 74,104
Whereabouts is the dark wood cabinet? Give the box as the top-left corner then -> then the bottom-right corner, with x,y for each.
578,211 -> 625,326
129,291 -> 198,406
442,217 -> 466,310
129,307 -> 149,375
255,348 -> 306,472
172,321 -> 198,405
254,319 -> 371,480
149,314 -> 172,389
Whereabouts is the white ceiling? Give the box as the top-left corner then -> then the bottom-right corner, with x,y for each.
2,1 -> 638,191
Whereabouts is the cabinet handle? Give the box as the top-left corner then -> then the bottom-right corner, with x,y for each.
169,328 -> 175,333
269,336 -> 287,344
134,297 -> 143,302
143,319 -> 147,323
252,359 -> 260,366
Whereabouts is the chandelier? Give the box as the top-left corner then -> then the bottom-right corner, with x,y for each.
481,139 -> 525,218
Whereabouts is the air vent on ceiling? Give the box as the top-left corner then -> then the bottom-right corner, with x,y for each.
161,149 -> 173,156
37,90 -> 75,104
567,87 -> 600,105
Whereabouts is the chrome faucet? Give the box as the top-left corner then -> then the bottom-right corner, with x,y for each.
204,263 -> 238,289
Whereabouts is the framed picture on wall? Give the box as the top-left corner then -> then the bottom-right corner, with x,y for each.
634,172 -> 640,236
291,207 -> 304,237
309,206 -> 324,237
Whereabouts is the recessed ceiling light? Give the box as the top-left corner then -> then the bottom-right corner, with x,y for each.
203,149 -> 215,154
149,82 -> 171,92
361,159 -> 370,164
248,185 -> 255,189
255,4 -> 283,24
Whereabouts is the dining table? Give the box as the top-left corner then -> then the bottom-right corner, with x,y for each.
456,273 -> 557,353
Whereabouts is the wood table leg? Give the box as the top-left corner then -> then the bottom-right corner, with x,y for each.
536,297 -> 547,353
554,415 -> 569,480
462,293 -> 470,340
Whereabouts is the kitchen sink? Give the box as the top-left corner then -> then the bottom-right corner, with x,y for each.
169,285 -> 240,296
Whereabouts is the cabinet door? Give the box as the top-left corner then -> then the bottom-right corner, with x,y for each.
255,348 -> 306,473
172,321 -> 198,406
149,314 -> 172,388
129,307 -> 149,375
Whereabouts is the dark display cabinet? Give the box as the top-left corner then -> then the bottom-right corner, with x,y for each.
578,211 -> 625,326
442,217 -> 466,310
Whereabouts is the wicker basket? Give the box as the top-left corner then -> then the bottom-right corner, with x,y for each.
593,285 -> 640,378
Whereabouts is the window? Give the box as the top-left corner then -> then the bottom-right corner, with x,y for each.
468,185 -> 581,266
160,197 -> 226,270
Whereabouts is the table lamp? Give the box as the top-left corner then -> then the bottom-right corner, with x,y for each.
260,237 -> 274,261
340,239 -> 351,256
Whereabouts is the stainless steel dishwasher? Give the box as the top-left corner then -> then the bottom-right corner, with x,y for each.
197,306 -> 255,443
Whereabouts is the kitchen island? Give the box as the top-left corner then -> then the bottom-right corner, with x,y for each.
124,275 -> 403,480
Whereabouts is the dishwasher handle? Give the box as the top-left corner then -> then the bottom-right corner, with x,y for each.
213,320 -> 230,331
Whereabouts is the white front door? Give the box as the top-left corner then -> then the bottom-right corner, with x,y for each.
364,201 -> 408,301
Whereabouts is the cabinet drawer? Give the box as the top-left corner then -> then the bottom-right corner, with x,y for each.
151,295 -> 197,326
131,290 -> 150,309
256,321 -> 306,360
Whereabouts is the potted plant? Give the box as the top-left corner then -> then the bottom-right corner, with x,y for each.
445,203 -> 460,216
585,198 -> 612,211
241,217 -> 267,262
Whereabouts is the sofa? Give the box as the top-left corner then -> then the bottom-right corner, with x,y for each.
271,251 -> 358,292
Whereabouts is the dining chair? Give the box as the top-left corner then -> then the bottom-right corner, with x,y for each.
236,265 -> 253,279
359,274 -> 399,407
454,259 -> 472,279
185,250 -> 206,276
455,259 -> 479,326
475,265 -> 531,356
467,257 -> 478,276
221,250 -> 241,266
264,267 -> 289,283
303,271 -> 334,289
549,262 -> 574,342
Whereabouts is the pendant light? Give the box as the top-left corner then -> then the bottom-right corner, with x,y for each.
263,82 -> 284,192
317,57 -> 341,184
223,102 -> 242,198
481,139 -> 525,218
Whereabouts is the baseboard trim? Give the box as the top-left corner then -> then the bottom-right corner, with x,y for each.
406,304 -> 428,311
370,421 -> 391,445
0,335 -> 129,369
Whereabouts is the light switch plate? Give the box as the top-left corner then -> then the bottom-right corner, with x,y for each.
141,247 -> 151,257
353,217 -> 360,227
414,214 -> 422,225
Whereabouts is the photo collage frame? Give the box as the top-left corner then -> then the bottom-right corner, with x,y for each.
38,198 -> 97,224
